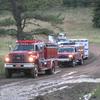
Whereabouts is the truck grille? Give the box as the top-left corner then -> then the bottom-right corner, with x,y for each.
59,55 -> 68,58
10,54 -> 26,63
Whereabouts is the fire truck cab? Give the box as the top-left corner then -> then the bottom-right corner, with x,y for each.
58,45 -> 83,67
4,40 -> 58,78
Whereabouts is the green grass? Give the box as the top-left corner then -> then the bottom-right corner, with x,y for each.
0,59 -> 4,75
94,88 -> 100,96
91,87 -> 100,99
0,36 -> 15,55
59,7 -> 100,43
42,7 -> 100,43
0,36 -> 15,75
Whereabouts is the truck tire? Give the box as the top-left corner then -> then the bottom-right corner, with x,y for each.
31,66 -> 38,78
58,62 -> 62,68
59,62 -> 66,68
45,62 -> 55,75
71,60 -> 76,67
78,59 -> 84,65
45,67 -> 55,75
5,69 -> 12,78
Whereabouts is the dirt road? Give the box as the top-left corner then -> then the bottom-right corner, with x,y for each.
0,43 -> 100,100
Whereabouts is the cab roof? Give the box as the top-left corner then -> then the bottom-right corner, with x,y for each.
16,40 -> 44,44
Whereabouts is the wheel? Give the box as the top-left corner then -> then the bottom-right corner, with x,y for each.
31,66 -> 38,78
58,62 -> 63,68
45,62 -> 55,75
45,66 -> 55,75
5,69 -> 12,78
45,68 -> 55,75
78,59 -> 84,65
70,60 -> 76,67
59,65 -> 63,68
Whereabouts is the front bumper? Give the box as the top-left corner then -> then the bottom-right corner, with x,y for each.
4,63 -> 35,69
57,58 -> 72,62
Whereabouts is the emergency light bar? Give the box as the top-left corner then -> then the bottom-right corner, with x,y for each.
16,40 -> 43,44
60,42 -> 75,45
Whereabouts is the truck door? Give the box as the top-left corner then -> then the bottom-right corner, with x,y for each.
35,44 -> 44,59
75,47 -> 80,60
74,47 -> 78,60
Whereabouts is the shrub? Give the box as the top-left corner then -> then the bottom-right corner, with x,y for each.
22,33 -> 34,40
0,29 -> 7,36
0,29 -> 17,36
34,13 -> 63,24
7,29 -> 17,36
63,0 -> 96,7
32,28 -> 54,35
0,18 -> 15,26
25,11 -> 64,24
93,1 -> 100,28
0,10 -> 11,16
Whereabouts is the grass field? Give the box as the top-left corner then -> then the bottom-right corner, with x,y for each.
59,7 -> 100,43
90,86 -> 100,99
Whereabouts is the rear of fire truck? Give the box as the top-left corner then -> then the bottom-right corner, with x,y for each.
4,40 -> 58,78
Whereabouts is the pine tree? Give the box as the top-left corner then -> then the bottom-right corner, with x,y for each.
0,0 -> 63,40
93,0 -> 100,28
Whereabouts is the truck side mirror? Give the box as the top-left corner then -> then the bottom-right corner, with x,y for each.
75,48 -> 77,52
9,45 -> 13,51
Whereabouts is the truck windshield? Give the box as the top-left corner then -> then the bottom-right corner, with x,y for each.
58,47 -> 75,53
57,39 -> 67,42
13,45 -> 34,51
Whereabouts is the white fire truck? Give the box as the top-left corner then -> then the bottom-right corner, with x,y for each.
4,40 -> 58,78
69,39 -> 89,59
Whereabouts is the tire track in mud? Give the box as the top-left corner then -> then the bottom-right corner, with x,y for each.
83,52 -> 97,65
0,69 -> 100,100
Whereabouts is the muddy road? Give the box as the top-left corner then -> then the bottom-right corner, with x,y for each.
0,44 -> 100,100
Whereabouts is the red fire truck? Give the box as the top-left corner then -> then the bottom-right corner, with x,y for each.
58,45 -> 83,67
4,40 -> 58,78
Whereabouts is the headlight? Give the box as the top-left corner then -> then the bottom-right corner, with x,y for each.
28,55 -> 37,62
5,56 -> 10,63
68,55 -> 73,58
28,56 -> 34,62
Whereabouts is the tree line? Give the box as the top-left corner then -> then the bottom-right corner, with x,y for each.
63,0 -> 98,7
